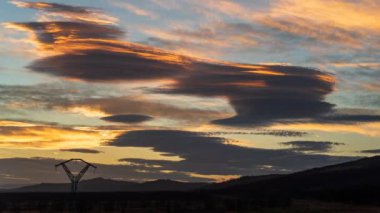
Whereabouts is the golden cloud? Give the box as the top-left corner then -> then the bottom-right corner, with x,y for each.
261,0 -> 380,46
0,120 -> 119,148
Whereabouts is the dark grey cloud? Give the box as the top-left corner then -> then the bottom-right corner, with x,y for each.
111,130 -> 355,176
253,130 -> 307,137
59,148 -> 102,154
360,149 -> 380,154
10,5 -> 189,81
15,21 -> 124,43
281,141 -> 344,153
0,83 -> 112,107
162,62 -> 335,126
13,1 -> 98,14
12,1 -> 116,24
11,21 -> 187,81
206,130 -> 307,137
28,49 -> 187,81
101,114 -> 153,124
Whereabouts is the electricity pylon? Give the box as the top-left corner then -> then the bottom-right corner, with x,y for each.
55,159 -> 97,193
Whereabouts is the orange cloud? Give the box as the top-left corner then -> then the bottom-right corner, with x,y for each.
259,0 -> 380,47
110,1 -> 156,19
187,0 -> 256,21
0,120 -> 37,127
269,0 -> 380,31
225,80 -> 267,88
187,173 -> 240,182
246,70 -> 287,76
0,120 -> 119,148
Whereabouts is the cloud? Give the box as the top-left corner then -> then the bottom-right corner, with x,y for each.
206,130 -> 307,137
260,0 -> 380,47
5,8 -> 191,81
59,148 -> 102,154
5,21 -> 189,81
318,114 -> 380,123
0,82 -> 119,116
281,141 -> 344,153
11,0 -> 118,24
360,149 -> 380,154
0,120 -> 112,148
253,130 -> 307,137
271,122 -> 380,137
58,96 -> 226,125
161,63 -> 335,126
143,22 -> 261,58
331,62 -> 380,69
0,83 -> 227,126
101,114 -> 153,124
28,49 -> 189,81
26,40 -> 335,126
110,1 -> 156,19
268,0 -> 380,31
111,130 -> 355,176
9,1 -> 380,127
185,0 -> 256,22
5,21 -> 125,54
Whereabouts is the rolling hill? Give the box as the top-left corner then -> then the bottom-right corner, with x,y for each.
215,156 -> 380,204
12,178 -> 208,192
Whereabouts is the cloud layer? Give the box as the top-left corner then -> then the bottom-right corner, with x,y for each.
0,120 -> 105,148
101,114 -> 153,124
112,130 -> 355,176
59,148 -> 102,154
7,1 -> 380,127
6,2 -> 337,126
281,141 -> 344,153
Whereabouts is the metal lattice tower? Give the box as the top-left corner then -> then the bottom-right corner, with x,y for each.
55,159 -> 97,193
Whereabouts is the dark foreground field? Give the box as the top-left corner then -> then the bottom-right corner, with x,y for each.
1,192 -> 380,213
0,191 -> 282,213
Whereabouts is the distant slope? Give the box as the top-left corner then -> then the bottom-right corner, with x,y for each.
12,178 -> 208,192
216,156 -> 380,204
205,174 -> 283,190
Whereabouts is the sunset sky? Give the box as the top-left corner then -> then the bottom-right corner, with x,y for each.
0,0 -> 379,186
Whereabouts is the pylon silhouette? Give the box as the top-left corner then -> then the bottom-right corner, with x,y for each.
55,159 -> 97,193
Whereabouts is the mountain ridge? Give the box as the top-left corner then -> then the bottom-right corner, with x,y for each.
11,177 -> 209,192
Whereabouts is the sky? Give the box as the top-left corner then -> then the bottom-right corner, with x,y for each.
0,0 -> 379,186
